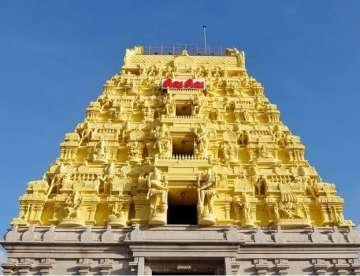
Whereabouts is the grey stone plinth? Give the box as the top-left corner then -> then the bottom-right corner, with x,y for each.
1,225 -> 359,275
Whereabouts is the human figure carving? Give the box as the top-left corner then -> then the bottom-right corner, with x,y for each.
92,138 -> 108,161
146,168 -> 168,221
164,94 -> 175,116
108,202 -> 127,225
128,141 -> 143,160
243,200 -> 255,226
197,168 -> 217,218
258,144 -> 272,159
238,130 -> 250,146
46,174 -> 65,197
255,175 -> 267,196
98,163 -> 116,195
77,123 -> 94,145
147,65 -> 158,77
99,94 -> 113,112
330,205 -> 345,225
192,95 -> 202,115
163,65 -> 173,78
195,126 -> 209,158
153,125 -> 171,158
64,191 -> 81,220
278,201 -> 302,219
232,195 -> 243,223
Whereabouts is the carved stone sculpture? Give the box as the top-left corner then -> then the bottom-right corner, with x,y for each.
146,167 -> 168,225
60,191 -> 84,226
195,126 -> 209,158
197,168 -> 217,225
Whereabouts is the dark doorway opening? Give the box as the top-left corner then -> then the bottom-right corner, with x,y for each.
167,205 -> 197,224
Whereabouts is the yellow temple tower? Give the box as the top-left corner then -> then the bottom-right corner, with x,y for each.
1,46 -> 360,275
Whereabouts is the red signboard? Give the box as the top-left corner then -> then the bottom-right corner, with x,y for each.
161,79 -> 205,90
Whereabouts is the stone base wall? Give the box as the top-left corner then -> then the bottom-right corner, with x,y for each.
1,225 -> 360,275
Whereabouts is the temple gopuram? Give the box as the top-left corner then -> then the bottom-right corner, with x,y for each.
1,46 -> 360,275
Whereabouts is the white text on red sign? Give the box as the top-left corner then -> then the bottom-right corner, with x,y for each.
162,79 -> 205,90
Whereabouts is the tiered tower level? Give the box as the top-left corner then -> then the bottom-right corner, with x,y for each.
12,46 -> 354,229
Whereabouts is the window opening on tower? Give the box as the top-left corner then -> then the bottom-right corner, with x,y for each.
172,135 -> 194,158
175,101 -> 192,117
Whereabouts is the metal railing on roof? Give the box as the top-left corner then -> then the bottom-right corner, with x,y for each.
141,45 -> 228,56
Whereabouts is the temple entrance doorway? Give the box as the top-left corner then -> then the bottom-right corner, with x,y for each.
167,189 -> 197,225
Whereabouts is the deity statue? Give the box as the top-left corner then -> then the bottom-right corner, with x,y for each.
269,182 -> 311,227
197,168 -> 217,225
114,104 -> 128,121
232,195 -> 243,224
108,202 -> 127,227
238,130 -> 250,146
117,121 -> 128,142
243,200 -> 255,227
192,95 -> 203,116
225,99 -> 236,112
99,94 -> 114,112
302,176 -> 320,198
328,205 -> 345,225
108,165 -> 129,195
146,167 -> 168,225
46,173 -> 65,197
195,126 -> 209,158
98,163 -> 121,195
98,173 -> 112,195
220,141 -> 238,163
257,144 -> 273,159
92,138 -> 108,162
164,94 -> 175,116
212,66 -> 222,78
255,175 -> 267,196
147,65 -> 158,77
239,108 -> 252,122
162,65 -> 174,78
194,66 -> 207,78
77,123 -> 94,145
277,201 -> 303,220
153,124 -> 171,158
234,171 -> 253,194
127,141 -> 143,161
60,191 -> 84,226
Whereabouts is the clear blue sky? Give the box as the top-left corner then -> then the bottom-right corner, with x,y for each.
0,1 -> 359,237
